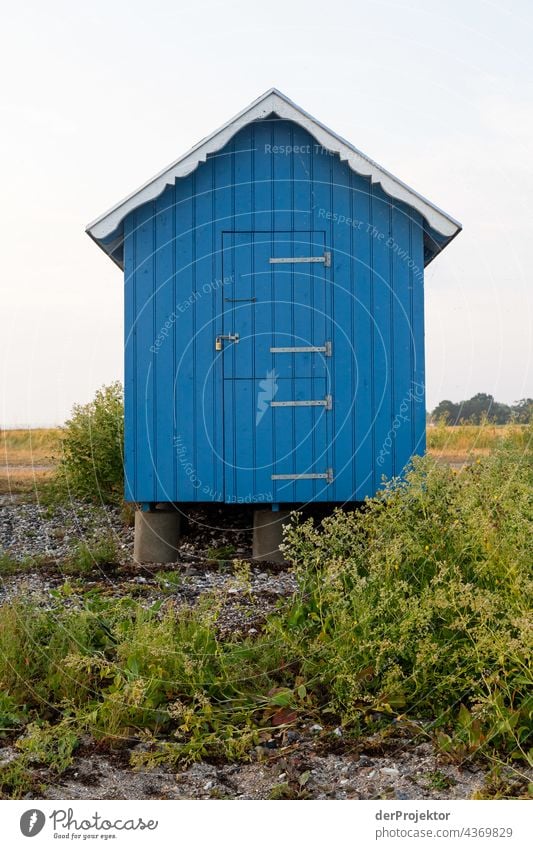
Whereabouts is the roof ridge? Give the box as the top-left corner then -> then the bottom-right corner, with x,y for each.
87,89 -> 461,266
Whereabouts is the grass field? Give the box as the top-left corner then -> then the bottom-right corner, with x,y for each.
426,422 -> 529,459
1,428 -> 61,464
0,428 -> 61,494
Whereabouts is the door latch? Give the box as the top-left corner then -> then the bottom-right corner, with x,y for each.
215,333 -> 239,350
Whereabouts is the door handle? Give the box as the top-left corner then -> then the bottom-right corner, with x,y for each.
215,333 -> 239,350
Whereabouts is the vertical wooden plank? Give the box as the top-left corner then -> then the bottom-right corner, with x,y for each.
391,201 -> 413,477
253,234 -> 274,379
411,211 -> 426,457
352,172 -> 374,499
271,233 -> 294,361
174,174 -> 196,501
233,125 -> 253,232
213,142 -> 235,500
234,380 -> 255,501
194,158 -> 216,500
153,185 -> 176,501
292,125 -> 313,233
273,120 -> 292,231
252,120 -> 273,232
311,142 -> 334,487
252,233 -> 276,504
371,185 -> 394,487
330,155 -> 353,501
134,202 -> 156,502
291,231 -> 313,381
229,234 -> 254,378
221,232 -> 235,501
123,213 -> 136,502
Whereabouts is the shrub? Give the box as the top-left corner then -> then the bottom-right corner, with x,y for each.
47,382 -> 124,505
278,433 -> 533,761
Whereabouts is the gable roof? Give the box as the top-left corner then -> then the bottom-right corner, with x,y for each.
86,88 -> 461,268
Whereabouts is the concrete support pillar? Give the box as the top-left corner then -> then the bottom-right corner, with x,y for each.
133,508 -> 181,564
252,509 -> 292,563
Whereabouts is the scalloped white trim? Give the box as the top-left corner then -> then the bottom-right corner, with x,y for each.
87,89 -> 461,244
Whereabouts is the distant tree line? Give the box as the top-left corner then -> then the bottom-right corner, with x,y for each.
431,393 -> 533,425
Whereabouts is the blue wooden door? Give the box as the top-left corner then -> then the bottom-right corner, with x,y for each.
220,232 -> 333,503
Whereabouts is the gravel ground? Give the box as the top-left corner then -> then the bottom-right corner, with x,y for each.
0,495 -> 295,635
0,496 -> 262,565
0,494 -> 134,562
2,730 -> 527,801
43,747 -> 487,801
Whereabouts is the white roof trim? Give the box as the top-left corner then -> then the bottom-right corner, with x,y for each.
86,88 -> 461,242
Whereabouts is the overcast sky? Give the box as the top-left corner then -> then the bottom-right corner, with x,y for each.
1,0 -> 532,426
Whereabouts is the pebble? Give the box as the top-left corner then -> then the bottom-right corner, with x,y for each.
0,498 -> 297,635
380,767 -> 400,776
309,724 -> 323,733
286,730 -> 301,743
0,496 -> 133,562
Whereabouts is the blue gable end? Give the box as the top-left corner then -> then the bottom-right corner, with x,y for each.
122,117 -> 427,505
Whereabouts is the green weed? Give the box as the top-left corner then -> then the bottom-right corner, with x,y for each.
0,759 -> 43,800
155,570 -> 182,591
279,433 -> 533,762
65,533 -> 118,574
0,551 -> 35,575
206,544 -> 236,563
0,431 -> 530,797
425,770 -> 455,791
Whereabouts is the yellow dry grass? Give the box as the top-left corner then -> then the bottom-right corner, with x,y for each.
426,423 -> 529,461
0,428 -> 62,465
0,428 -> 61,494
0,466 -> 55,495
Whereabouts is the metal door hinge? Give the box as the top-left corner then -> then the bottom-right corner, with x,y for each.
269,251 -> 331,267
271,394 -> 332,410
272,468 -> 334,483
270,341 -> 332,356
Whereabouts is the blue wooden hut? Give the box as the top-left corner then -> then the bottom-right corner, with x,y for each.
87,89 -> 460,558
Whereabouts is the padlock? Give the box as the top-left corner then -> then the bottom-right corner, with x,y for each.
215,337 -> 222,351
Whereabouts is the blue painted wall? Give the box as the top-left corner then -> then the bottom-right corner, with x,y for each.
123,117 -> 426,504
